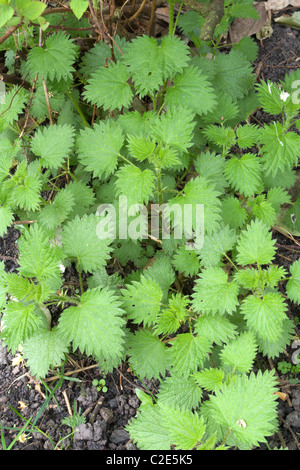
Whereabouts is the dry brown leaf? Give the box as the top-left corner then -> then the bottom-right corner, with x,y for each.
267,0 -> 300,10
229,2 -> 272,43
156,6 -> 170,23
275,391 -> 288,401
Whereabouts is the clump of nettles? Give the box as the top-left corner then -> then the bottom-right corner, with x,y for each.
0,4 -> 300,450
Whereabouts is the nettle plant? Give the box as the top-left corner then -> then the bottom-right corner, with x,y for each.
0,7 -> 300,450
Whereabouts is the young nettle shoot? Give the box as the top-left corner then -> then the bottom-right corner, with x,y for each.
92,379 -> 108,394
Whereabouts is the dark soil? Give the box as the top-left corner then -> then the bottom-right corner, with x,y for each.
1,9 -> 300,451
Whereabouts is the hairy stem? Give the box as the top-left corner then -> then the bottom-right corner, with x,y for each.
168,0 -> 175,36
77,262 -> 84,296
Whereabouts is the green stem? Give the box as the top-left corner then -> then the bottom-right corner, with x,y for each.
62,165 -> 78,181
224,253 -> 239,271
222,427 -> 232,447
156,167 -> 163,207
151,92 -> 158,113
212,34 -> 222,58
118,153 -> 138,167
49,295 -> 80,305
173,2 -> 184,34
168,0 -> 175,36
67,170 -> 78,181
35,160 -> 42,178
77,262 -> 84,296
67,91 -> 90,128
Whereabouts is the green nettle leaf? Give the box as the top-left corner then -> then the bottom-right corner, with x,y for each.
127,404 -> 172,450
232,36 -> 258,62
160,404 -> 206,450
256,80 -> 284,115
265,265 -> 288,289
236,219 -> 276,266
38,186 -> 75,230
193,368 -> 225,393
80,41 -> 111,77
262,167 -> 296,190
259,122 -> 300,175
151,106 -> 196,155
157,375 -> 203,411
234,267 -> 261,290
0,4 -> 14,28
1,302 -> 44,354
192,267 -> 240,316
202,370 -> 279,449
203,125 -> 235,150
224,153 -> 262,197
76,120 -> 124,180
156,35 -> 190,77
219,331 -> 258,373
155,293 -> 189,335
58,287 -> 126,362
230,1 -> 260,19
169,176 -> 222,235
122,34 -> 189,97
31,78 -> 69,121
172,245 -> 201,277
17,224 -> 62,281
21,1 -> 47,20
143,254 -> 176,300
286,258 -> 300,304
114,239 -> 145,266
196,224 -> 238,268
23,327 -> 69,379
0,205 -> 14,237
194,151 -> 227,193
256,318 -> 295,359
5,272 -> 40,303
115,164 -> 156,206
165,66 -> 216,115
220,195 -> 247,230
61,214 -> 112,273
118,110 -> 157,138
235,265 -> 286,291
248,196 -> 276,227
127,330 -> 169,379
84,61 -> 133,111
122,275 -> 163,326
70,0 -> 89,19
0,86 -> 28,132
266,187 -> 291,212
26,31 -> 78,81
177,9 -> 205,38
167,333 -> 212,377
213,49 -> 254,101
202,93 -> 239,126
12,173 -> 42,211
0,143 -> 15,182
194,314 -> 237,346
240,292 -> 288,342
30,124 -> 75,170
126,135 -> 156,162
